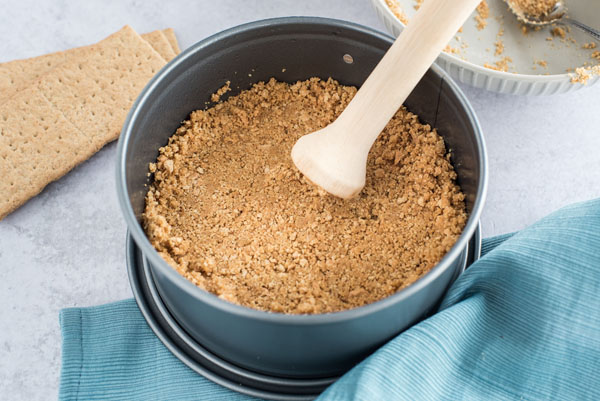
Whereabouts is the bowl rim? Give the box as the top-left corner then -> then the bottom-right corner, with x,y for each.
372,0 -> 576,82
116,16 -> 488,325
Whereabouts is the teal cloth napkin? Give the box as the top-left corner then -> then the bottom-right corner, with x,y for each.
59,199 -> 600,401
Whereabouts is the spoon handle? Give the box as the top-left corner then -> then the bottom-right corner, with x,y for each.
329,0 -> 481,149
561,18 -> 600,42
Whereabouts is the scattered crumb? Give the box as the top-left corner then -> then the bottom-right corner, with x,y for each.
592,51 -> 600,61
210,81 -> 231,102
143,78 -> 467,314
444,45 -> 459,54
583,42 -> 597,50
551,26 -> 566,39
475,1 -> 490,30
570,65 -> 600,84
521,25 -> 529,35
536,60 -> 548,67
413,0 -> 423,10
385,0 -> 409,25
494,28 -> 505,56
484,56 -> 513,72
495,40 -> 504,56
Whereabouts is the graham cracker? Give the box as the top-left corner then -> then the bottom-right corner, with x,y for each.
36,26 -> 167,145
0,87 -> 90,219
142,30 -> 177,61
162,28 -> 181,54
0,26 -> 167,220
0,28 -> 176,103
0,50 -> 71,101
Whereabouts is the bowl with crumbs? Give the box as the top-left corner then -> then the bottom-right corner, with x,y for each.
116,17 -> 487,384
373,0 -> 600,95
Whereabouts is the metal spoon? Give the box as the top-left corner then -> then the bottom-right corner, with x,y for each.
505,1 -> 600,41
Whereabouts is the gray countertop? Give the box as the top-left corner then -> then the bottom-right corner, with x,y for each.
1,0 -> 599,399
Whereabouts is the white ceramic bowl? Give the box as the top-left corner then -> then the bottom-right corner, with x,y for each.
371,0 -> 600,95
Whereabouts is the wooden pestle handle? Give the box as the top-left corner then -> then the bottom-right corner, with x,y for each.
291,0 -> 482,199
330,0 -> 481,150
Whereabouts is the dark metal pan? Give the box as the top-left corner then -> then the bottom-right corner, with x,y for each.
116,17 -> 487,379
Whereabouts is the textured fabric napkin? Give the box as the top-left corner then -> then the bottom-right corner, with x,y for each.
59,199 -> 600,400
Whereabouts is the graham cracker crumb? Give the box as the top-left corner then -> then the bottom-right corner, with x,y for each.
210,81 -> 231,103
571,65 -> 600,84
551,26 -> 566,39
495,40 -> 505,56
484,56 -> 513,72
385,0 -> 409,25
494,28 -> 505,56
475,1 -> 490,30
444,45 -> 459,55
143,78 -> 467,314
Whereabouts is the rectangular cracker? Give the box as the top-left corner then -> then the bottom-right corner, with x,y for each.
0,26 -> 167,220
35,26 -> 166,144
162,28 -> 181,54
0,49 -> 72,101
142,30 -> 177,61
0,87 -> 90,219
0,28 -> 174,102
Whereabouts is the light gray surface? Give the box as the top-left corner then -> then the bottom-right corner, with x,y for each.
0,0 -> 598,399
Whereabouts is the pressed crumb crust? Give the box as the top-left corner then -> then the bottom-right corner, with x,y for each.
143,78 -> 467,314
